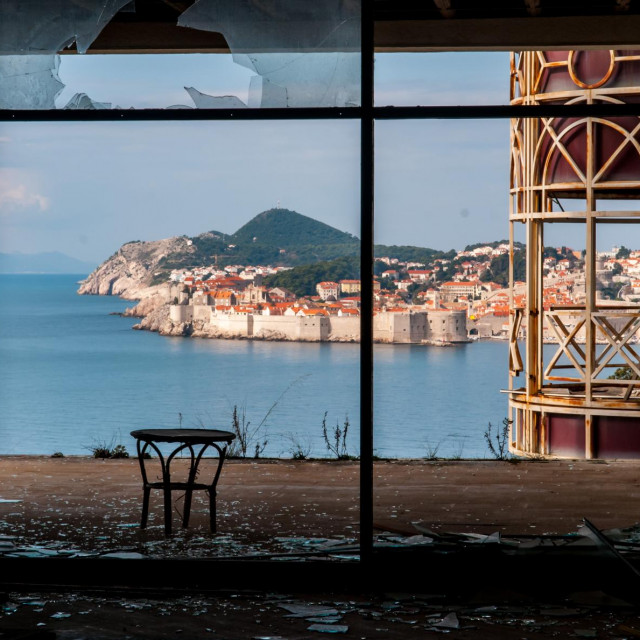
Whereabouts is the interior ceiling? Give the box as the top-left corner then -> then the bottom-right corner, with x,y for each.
111,0 -> 640,20
81,0 -> 640,53
374,0 -> 640,20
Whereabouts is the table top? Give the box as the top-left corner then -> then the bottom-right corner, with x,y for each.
130,428 -> 236,444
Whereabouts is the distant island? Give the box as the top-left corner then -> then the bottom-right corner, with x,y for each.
0,251 -> 95,274
75,208 -> 473,344
79,207 -> 614,345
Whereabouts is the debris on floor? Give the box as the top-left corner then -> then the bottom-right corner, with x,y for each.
1,589 -> 638,639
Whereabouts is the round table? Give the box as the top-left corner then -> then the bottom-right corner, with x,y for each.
130,428 -> 236,536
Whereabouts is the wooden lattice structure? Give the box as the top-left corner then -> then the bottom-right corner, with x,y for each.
509,50 -> 640,458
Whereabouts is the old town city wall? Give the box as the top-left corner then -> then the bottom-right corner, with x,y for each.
168,305 -> 468,343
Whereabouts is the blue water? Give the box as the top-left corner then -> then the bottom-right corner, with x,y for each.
0,275 -> 509,458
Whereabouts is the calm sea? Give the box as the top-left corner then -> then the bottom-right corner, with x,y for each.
0,274 -> 510,458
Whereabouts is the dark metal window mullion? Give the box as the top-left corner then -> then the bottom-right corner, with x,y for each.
0,107 -> 361,122
5,103 -> 640,125
359,0 -> 375,565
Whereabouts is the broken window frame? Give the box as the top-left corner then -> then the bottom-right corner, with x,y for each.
2,4 -> 640,586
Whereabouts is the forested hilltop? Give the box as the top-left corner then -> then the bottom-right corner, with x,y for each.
80,208 -> 457,295
155,208 -> 457,276
79,207 -> 519,298
154,208 -> 360,278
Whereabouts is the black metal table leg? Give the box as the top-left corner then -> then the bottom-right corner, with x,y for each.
182,444 -> 197,528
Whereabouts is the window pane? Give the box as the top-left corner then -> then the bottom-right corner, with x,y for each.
373,118 -> 524,539
0,119 -> 361,557
375,52 -> 509,106
1,0 -> 360,109
374,119 -> 511,460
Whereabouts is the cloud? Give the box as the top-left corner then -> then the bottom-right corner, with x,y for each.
0,171 -> 49,214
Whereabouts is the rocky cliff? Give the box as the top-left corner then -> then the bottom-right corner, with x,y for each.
77,236 -> 193,299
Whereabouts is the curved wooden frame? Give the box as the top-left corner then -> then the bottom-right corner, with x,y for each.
509,50 -> 640,459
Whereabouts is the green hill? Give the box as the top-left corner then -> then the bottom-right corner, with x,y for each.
147,207 -> 459,283
374,244 -> 455,264
156,208 -> 360,271
93,206 -> 531,292
232,208 -> 356,248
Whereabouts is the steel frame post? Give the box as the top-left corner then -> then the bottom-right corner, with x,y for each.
359,0 -> 375,564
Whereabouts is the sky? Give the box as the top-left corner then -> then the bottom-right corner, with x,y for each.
1,51 -> 635,266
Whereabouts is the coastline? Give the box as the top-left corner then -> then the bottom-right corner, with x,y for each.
110,290 -> 475,345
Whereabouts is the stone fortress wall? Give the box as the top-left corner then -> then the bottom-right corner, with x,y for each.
169,305 -> 468,343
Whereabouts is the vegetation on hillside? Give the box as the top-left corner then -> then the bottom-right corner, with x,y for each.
478,244 -> 584,287
118,208 -> 537,291
480,250 -> 526,286
374,244 -> 455,264
232,208 -> 357,248
149,210 -> 456,279
617,245 -> 631,259
543,245 -> 581,264
600,281 -> 624,300
264,256 -> 360,297
155,210 -> 360,271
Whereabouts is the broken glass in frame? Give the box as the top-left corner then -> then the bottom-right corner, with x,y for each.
1,0 -> 361,110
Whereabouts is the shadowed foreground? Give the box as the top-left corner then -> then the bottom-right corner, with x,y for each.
1,457 -> 639,555
2,457 -> 640,638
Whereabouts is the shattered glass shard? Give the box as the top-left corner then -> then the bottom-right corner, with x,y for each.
412,522 -> 441,538
0,0 -> 132,109
462,531 -> 501,544
0,55 -> 65,108
185,86 -> 247,108
177,0 -> 361,107
100,551 -> 147,559
306,617 -> 343,624
279,603 -> 339,618
307,624 -> 349,634
401,534 -> 434,545
63,93 -> 112,110
239,52 -> 360,107
433,612 -> 460,629
246,75 -> 286,108
0,0 -> 132,54
177,0 -> 360,52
